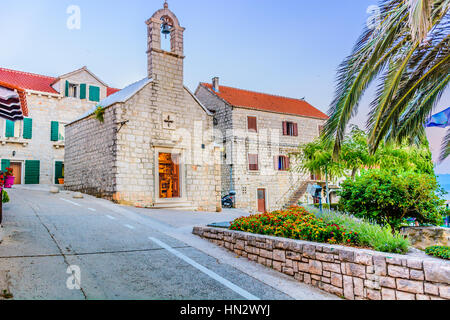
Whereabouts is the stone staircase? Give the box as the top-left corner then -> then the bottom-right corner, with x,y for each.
283,181 -> 309,208
275,180 -> 310,210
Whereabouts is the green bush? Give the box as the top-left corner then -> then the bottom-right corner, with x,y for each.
307,206 -> 410,254
425,246 -> 449,260
338,169 -> 446,230
2,190 -> 9,203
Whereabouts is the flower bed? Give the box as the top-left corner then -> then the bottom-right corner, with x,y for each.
426,246 -> 449,260
230,206 -> 409,254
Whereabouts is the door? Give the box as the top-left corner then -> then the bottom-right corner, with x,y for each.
257,189 -> 266,213
158,153 -> 181,199
55,161 -> 64,184
10,162 -> 22,185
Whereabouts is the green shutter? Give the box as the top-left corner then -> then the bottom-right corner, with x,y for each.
5,120 -> 14,137
80,84 -> 87,99
65,80 -> 69,97
25,160 -> 40,184
55,161 -> 64,184
51,121 -> 59,141
1,159 -> 10,172
89,86 -> 100,102
23,118 -> 33,139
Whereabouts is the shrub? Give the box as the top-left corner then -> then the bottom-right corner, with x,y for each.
338,169 -> 446,230
2,190 -> 9,203
230,207 -> 359,246
307,206 -> 410,254
425,246 -> 449,260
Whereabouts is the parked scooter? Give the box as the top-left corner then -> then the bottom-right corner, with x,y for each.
222,191 -> 236,208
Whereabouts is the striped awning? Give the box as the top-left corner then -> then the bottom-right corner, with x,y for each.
0,83 -> 27,121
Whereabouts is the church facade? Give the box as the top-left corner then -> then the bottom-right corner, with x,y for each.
64,4 -> 221,211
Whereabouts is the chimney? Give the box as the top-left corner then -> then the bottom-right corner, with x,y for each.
212,77 -> 220,92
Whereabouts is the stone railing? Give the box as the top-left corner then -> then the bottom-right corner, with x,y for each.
193,226 -> 449,300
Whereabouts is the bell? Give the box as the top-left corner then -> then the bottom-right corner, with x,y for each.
161,22 -> 171,39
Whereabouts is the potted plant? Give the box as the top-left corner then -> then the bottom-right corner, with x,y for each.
58,178 -> 64,185
3,168 -> 14,189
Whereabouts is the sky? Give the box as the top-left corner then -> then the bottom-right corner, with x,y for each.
1,0 -> 448,173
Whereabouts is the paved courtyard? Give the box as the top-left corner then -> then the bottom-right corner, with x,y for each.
0,186 -> 338,300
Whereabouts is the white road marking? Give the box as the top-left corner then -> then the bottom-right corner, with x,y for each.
148,237 -> 260,301
88,208 -> 96,212
60,198 -> 81,207
124,224 -> 136,230
106,215 -> 117,220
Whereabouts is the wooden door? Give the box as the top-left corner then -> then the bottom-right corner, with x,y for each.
158,153 -> 180,199
10,162 -> 22,185
257,189 -> 266,213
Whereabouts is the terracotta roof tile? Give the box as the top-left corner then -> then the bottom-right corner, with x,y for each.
0,67 -> 118,97
201,83 -> 328,120
0,68 -> 58,94
107,87 -> 120,96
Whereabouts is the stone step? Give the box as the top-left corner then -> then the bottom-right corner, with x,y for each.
151,202 -> 197,211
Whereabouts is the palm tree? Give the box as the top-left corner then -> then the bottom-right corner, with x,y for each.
296,139 -> 344,205
324,0 -> 449,160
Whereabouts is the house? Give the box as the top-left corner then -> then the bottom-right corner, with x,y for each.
64,3 -> 221,211
195,78 -> 328,212
0,66 -> 119,185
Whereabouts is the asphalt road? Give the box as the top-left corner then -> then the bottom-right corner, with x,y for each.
0,187 -> 337,300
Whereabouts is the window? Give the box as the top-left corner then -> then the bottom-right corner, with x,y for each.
275,155 -> 290,171
282,121 -> 298,136
51,121 -> 65,142
248,154 -> 259,171
68,83 -> 79,98
89,85 -> 100,102
247,116 -> 257,133
4,119 -> 22,138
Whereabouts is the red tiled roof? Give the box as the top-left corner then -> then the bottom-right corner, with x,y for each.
200,83 -> 328,120
107,87 -> 120,96
0,67 -> 119,97
0,68 -> 58,94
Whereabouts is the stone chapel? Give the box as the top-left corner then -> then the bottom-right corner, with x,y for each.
65,3 -> 221,211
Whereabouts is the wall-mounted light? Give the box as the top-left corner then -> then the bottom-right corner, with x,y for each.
12,151 -> 16,157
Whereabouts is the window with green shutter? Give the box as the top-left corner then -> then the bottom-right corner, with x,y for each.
65,80 -> 70,97
80,83 -> 87,99
5,120 -> 15,137
1,159 -> 10,172
25,160 -> 40,184
89,86 -> 100,102
51,121 -> 59,141
23,118 -> 33,139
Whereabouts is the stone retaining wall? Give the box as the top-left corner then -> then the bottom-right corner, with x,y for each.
401,227 -> 449,250
193,226 -> 450,300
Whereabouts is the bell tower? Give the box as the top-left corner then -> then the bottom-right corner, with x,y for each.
146,1 -> 185,87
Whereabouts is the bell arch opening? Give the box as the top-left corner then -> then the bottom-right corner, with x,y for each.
160,15 -> 173,52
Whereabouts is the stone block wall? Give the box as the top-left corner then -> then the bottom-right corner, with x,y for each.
64,106 -> 118,199
193,227 -> 450,300
401,227 -> 449,250
195,85 -> 233,194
